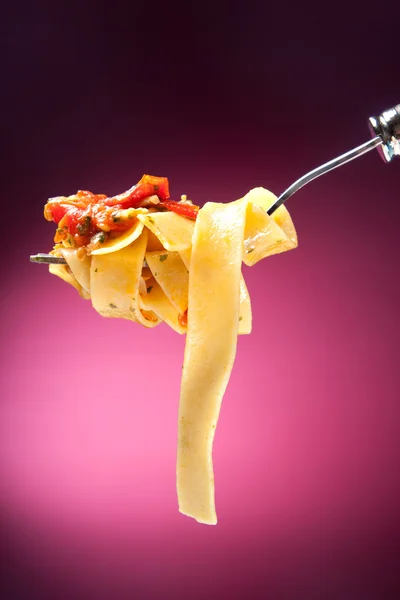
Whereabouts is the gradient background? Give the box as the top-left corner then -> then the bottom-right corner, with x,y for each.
1,1 -> 400,599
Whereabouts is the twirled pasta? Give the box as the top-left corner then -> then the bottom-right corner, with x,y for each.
48,186 -> 297,524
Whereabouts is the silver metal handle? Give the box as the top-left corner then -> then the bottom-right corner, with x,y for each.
368,104 -> 400,163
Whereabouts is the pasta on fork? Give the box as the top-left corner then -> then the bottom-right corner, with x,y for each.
44,175 -> 297,524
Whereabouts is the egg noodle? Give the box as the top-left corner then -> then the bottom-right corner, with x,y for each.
47,184 -> 297,524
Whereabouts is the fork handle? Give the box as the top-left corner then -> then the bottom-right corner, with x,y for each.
267,104 -> 400,216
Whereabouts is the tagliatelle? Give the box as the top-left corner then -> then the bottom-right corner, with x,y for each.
45,181 -> 297,525
177,190 -> 297,523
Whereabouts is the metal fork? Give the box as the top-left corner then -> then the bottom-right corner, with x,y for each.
30,104 -> 400,266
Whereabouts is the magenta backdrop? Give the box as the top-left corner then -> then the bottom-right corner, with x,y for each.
2,2 -> 400,599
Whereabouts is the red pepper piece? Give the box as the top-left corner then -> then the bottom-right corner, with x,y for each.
103,175 -> 170,207
158,201 -> 199,220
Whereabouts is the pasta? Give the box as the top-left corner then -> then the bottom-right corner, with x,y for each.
44,176 -> 297,524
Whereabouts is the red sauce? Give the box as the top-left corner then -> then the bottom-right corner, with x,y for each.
44,175 -> 199,248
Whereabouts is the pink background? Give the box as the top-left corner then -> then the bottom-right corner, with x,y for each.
2,2 -> 400,598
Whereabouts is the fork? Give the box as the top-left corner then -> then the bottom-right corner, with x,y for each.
30,104 -> 400,266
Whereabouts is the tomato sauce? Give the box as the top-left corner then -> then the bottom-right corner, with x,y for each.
44,175 -> 199,247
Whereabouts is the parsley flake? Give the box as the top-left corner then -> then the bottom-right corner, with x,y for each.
159,254 -> 168,262
77,216 -> 91,235
109,303 -> 117,309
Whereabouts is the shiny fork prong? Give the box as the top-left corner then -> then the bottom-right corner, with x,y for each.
30,253 -> 149,268
30,253 -> 67,264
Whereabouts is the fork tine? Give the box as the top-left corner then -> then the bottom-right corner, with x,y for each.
30,253 -> 149,268
30,254 -> 67,264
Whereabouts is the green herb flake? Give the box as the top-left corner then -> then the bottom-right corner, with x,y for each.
153,185 -> 159,191
148,217 -> 155,224
146,286 -> 153,294
94,268 -> 98,273
77,216 -> 91,235
246,248 -> 254,254
159,254 -> 168,262
239,316 -> 243,322
109,303 -> 117,309
154,272 -> 158,277
99,233 -> 106,243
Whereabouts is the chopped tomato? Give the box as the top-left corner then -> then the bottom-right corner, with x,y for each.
158,201 -> 199,220
45,202 -> 72,224
44,175 -> 195,248
103,175 -> 170,207
90,205 -> 135,233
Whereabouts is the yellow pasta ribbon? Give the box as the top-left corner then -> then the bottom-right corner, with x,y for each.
48,188 -> 297,525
